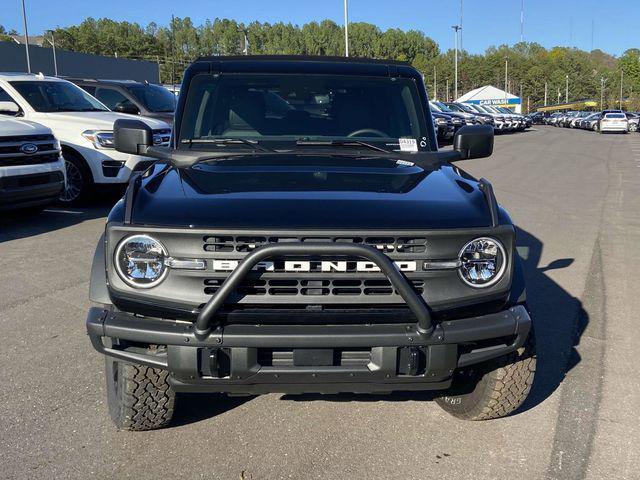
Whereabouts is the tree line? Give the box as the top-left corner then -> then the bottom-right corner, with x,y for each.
2,18 -> 639,110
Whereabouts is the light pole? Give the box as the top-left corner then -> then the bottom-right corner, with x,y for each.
45,30 -> 58,76
544,81 -> 548,106
452,25 -> 461,100
433,65 -> 437,101
20,0 -> 31,73
565,74 -> 568,103
600,76 -> 606,109
520,0 -> 524,42
504,57 -> 508,102
619,69 -> 624,108
343,0 -> 349,57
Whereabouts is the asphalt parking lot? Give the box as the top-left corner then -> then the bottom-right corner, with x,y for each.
1,126 -> 639,480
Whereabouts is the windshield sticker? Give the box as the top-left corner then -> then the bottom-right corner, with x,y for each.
399,138 -> 418,152
395,159 -> 415,166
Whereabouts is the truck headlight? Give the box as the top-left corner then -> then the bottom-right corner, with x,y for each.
82,130 -> 114,149
458,237 -> 506,288
115,235 -> 168,288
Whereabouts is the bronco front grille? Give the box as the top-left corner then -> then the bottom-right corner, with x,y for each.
203,235 -> 427,254
203,277 -> 425,297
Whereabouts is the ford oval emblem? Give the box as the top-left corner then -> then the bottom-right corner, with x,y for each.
20,143 -> 38,155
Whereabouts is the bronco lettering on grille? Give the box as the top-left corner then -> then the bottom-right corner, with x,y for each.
211,260 -> 418,273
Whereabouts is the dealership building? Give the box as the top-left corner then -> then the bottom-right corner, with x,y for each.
456,85 -> 522,113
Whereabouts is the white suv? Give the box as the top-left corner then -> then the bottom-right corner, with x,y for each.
0,116 -> 66,212
0,73 -> 171,204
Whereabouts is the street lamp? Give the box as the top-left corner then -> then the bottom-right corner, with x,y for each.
600,76 -> 607,109
343,0 -> 349,57
452,25 -> 461,100
44,30 -> 58,76
20,0 -> 31,73
565,74 -> 568,103
504,57 -> 508,103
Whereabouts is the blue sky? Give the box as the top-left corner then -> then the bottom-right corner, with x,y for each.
4,0 -> 637,56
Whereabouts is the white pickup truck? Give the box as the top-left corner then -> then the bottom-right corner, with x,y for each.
0,73 -> 171,204
0,116 -> 66,213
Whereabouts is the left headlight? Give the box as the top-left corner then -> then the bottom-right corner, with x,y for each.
115,235 -> 168,288
458,237 -> 507,288
82,130 -> 114,149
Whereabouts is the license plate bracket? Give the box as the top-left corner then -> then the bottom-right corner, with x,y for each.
293,348 -> 334,366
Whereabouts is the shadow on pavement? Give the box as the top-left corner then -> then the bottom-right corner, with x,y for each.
0,191 -> 121,243
171,393 -> 253,428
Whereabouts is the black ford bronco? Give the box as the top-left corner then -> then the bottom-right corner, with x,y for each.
87,56 -> 535,431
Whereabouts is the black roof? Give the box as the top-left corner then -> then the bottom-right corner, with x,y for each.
193,55 -> 410,66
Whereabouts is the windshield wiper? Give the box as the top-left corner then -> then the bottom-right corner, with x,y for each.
182,138 -> 274,152
295,139 -> 390,153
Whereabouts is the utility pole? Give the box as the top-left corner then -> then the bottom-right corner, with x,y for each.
343,0 -> 349,57
520,0 -> 524,42
20,0 -> 31,73
45,30 -> 57,76
600,76 -> 606,109
504,57 -> 508,102
544,81 -> 548,106
170,14 -> 176,86
452,25 -> 461,101
446,78 -> 449,102
565,74 -> 569,103
433,65 -> 437,101
620,69 -> 624,108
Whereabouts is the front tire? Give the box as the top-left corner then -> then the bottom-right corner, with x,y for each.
59,151 -> 93,205
105,357 -> 176,431
436,330 -> 536,421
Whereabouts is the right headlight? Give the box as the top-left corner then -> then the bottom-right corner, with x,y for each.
458,237 -> 507,288
114,235 -> 168,288
82,130 -> 114,149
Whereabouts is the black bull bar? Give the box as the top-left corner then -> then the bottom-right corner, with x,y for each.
194,242 -> 433,339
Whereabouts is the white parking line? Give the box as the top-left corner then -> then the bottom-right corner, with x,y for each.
44,209 -> 84,215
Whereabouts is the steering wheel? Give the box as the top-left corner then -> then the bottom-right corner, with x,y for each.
347,128 -> 389,138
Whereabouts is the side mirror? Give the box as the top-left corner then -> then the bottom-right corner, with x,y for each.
0,101 -> 20,115
453,125 -> 494,160
113,119 -> 153,155
115,102 -> 140,115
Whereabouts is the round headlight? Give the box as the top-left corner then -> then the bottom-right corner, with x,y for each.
458,237 -> 507,288
115,235 -> 168,288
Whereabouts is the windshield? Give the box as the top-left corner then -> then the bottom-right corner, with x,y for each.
10,81 -> 108,113
179,73 -> 427,149
125,84 -> 176,113
429,101 -> 442,112
433,101 -> 454,112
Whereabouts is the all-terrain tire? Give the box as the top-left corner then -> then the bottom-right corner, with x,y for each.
105,357 -> 176,431
436,330 -> 536,421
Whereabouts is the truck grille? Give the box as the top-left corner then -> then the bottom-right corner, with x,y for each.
203,235 -> 427,254
204,277 -> 425,297
0,134 -> 60,167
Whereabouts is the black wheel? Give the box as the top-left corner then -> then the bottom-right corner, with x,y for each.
436,330 -> 536,421
59,151 -> 92,205
105,356 -> 176,431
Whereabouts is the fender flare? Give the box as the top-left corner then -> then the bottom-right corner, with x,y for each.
89,233 -> 112,305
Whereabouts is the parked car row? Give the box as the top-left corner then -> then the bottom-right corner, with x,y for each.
543,110 -> 639,133
0,73 -> 174,213
429,101 -> 530,144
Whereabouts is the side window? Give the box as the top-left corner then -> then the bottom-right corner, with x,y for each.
0,86 -> 21,115
81,85 -> 96,96
94,87 -> 130,110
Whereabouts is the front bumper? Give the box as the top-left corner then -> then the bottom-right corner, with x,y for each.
87,304 -> 531,394
0,161 -> 65,210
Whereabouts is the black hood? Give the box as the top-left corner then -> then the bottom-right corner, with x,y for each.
123,154 -> 497,230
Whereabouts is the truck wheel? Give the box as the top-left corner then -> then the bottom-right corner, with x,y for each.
105,357 -> 176,431
436,331 -> 536,421
58,150 -> 92,205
